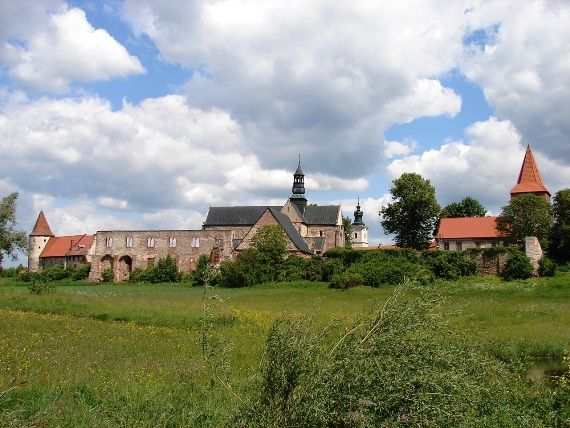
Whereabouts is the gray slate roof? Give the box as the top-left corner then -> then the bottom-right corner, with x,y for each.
204,206 -> 282,226
267,207 -> 312,254
303,205 -> 341,225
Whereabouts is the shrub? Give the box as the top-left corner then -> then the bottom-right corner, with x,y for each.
422,251 -> 477,280
149,255 -> 181,283
29,279 -> 55,294
17,269 -> 40,282
69,264 -> 90,280
0,265 -> 24,278
240,282 -> 557,427
277,255 -> 306,282
129,268 -> 150,283
101,268 -> 114,282
501,250 -> 533,280
342,259 -> 432,287
41,264 -> 69,281
329,272 -> 364,289
191,255 -> 212,286
539,256 -> 557,277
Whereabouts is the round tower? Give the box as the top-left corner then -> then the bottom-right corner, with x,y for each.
352,199 -> 368,248
289,154 -> 308,215
28,210 -> 54,272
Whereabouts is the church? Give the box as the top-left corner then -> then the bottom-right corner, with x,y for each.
28,159 -> 367,281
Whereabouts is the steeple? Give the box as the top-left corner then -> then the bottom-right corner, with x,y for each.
510,145 -> 551,201
290,155 -> 307,214
353,198 -> 364,225
30,210 -> 54,237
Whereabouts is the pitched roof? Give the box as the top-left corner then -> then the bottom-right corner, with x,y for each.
203,206 -> 282,227
436,217 -> 500,239
510,146 -> 550,196
40,234 -> 94,258
30,211 -> 54,237
303,205 -> 340,225
267,207 -> 312,254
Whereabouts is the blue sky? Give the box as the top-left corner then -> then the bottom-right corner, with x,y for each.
1,0 -> 569,266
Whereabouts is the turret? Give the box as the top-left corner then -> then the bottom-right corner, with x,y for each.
351,199 -> 368,248
510,145 -> 551,202
28,210 -> 54,272
289,155 -> 308,215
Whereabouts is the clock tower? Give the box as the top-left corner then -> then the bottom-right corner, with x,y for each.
290,155 -> 307,215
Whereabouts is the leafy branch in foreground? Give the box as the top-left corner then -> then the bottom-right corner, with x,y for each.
238,279 -> 561,427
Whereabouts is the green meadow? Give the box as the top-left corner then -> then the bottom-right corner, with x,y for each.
1,273 -> 569,426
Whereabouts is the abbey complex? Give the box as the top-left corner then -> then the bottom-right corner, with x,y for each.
28,147 -> 547,281
28,160 -> 369,281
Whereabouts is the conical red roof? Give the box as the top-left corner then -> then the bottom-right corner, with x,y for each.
30,211 -> 54,237
510,146 -> 550,196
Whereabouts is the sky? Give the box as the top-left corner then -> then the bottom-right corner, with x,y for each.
1,0 -> 570,266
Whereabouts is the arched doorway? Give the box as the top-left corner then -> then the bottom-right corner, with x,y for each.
117,255 -> 133,282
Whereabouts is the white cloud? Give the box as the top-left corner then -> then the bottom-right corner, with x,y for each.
122,0 -> 466,176
384,139 -> 417,159
462,1 -> 570,162
1,7 -> 144,93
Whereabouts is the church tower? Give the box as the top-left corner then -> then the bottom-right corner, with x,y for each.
351,198 -> 368,248
28,210 -> 54,272
510,145 -> 551,202
289,155 -> 308,215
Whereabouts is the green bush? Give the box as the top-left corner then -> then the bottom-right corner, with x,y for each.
329,272 -> 364,289
342,259 -> 432,287
148,255 -> 181,283
240,282 -> 559,427
41,264 -> 69,281
539,256 -> 557,277
277,255 -> 306,282
422,251 -> 477,280
17,269 -> 40,282
69,264 -> 90,280
0,265 -> 24,278
101,268 -> 114,282
129,268 -> 150,283
501,250 -> 533,280
29,279 -> 55,294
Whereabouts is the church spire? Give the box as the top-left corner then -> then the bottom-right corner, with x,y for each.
353,198 -> 364,225
510,145 -> 550,201
290,155 -> 307,214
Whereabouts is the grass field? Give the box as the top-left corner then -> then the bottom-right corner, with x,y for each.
1,273 -> 569,426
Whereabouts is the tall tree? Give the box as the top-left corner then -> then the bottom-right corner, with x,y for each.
342,216 -> 353,248
0,192 -> 27,269
550,189 -> 570,262
496,194 -> 553,246
380,173 -> 440,250
440,197 -> 486,218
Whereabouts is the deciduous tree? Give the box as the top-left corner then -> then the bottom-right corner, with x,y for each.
441,196 -> 486,218
342,216 -> 353,249
497,194 -> 553,246
0,192 -> 27,269
549,189 -> 570,262
380,173 -> 440,250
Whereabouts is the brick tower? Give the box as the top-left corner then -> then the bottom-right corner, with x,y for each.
28,211 -> 54,272
510,145 -> 551,202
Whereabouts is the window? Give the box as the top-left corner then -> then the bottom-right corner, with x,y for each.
214,238 -> 223,248
475,241 -> 481,248
126,237 -> 133,248
169,237 -> 176,248
191,237 -> 200,248
444,242 -> 450,251
319,230 -> 323,237
456,241 -> 463,251
492,241 -> 497,248
147,258 -> 155,268
354,232 -> 358,239
105,237 -> 113,248
147,237 -> 155,248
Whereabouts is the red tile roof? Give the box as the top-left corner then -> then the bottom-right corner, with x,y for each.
510,146 -> 550,196
436,217 -> 500,239
40,235 -> 94,258
30,211 -> 54,237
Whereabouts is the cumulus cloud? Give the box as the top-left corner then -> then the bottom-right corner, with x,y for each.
1,6 -> 144,93
122,0 -> 466,176
462,1 -> 570,162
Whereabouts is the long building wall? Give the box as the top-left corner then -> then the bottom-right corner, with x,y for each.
89,230 -> 234,281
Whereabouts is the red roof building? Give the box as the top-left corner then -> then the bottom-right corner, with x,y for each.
510,145 -> 551,201
435,217 -> 502,251
39,234 -> 94,269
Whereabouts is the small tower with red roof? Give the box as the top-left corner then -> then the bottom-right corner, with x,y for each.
510,145 -> 551,202
28,210 -> 55,272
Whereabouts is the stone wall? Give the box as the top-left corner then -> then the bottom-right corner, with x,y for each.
525,236 -> 542,276
306,225 -> 344,252
468,251 -> 510,276
89,229 -> 234,281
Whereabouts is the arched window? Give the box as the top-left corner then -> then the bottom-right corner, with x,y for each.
147,237 -> 155,248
